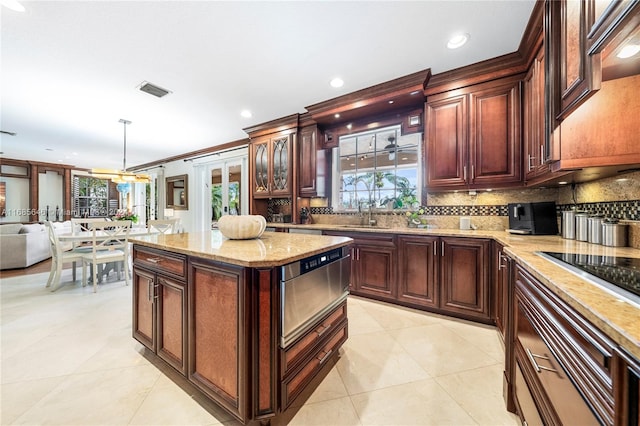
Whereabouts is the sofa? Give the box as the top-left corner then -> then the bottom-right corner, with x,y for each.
0,221 -> 72,270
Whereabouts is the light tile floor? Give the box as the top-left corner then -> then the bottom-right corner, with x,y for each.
1,270 -> 520,425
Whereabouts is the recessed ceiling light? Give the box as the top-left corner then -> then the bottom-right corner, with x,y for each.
410,90 -> 421,95
447,33 -> 470,49
486,188 -> 493,192
558,181 -> 568,185
616,178 -> 629,182
617,44 -> 640,59
334,113 -> 340,119
346,123 -> 352,130
388,100 -> 394,104
240,110 -> 252,118
330,78 -> 344,88
1,0 -> 25,12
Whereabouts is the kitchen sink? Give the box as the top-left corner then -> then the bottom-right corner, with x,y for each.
337,224 -> 391,229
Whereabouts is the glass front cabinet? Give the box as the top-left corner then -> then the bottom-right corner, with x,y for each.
250,133 -> 292,198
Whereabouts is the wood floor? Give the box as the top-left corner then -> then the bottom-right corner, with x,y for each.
0,259 -> 65,279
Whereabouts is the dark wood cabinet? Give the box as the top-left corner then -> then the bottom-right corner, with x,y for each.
511,264 -> 615,426
132,246 -> 188,375
425,75 -> 522,190
524,43 -> 551,182
250,133 -> 293,199
329,232 -> 492,323
397,235 -> 439,309
439,237 -> 492,322
298,125 -> 328,198
546,0 -> 602,122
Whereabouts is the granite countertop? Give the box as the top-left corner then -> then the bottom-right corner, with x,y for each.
269,222 -> 640,360
129,230 -> 352,268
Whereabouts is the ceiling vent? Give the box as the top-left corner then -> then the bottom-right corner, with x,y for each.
137,81 -> 171,98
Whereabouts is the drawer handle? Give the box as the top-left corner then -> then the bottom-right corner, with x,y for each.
316,324 -> 331,338
146,257 -> 163,264
526,348 -> 558,374
317,349 -> 333,365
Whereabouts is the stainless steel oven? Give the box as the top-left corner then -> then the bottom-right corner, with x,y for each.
280,246 -> 350,348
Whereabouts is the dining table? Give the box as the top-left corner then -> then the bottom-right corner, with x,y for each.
56,227 -> 153,285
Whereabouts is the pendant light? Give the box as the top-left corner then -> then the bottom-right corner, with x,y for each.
90,119 -> 150,183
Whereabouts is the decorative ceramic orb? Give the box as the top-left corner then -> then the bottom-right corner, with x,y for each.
217,215 -> 266,240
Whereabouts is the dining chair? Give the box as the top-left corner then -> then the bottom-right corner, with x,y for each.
44,221 -> 86,291
147,218 -> 179,234
81,220 -> 132,293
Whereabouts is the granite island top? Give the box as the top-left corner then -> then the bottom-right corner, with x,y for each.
129,230 -> 352,268
270,222 -> 640,360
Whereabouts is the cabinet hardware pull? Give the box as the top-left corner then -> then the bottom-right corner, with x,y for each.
528,154 -> 534,171
498,252 -> 508,270
154,284 -> 160,300
441,241 -> 445,257
148,280 -> 153,301
317,349 -> 333,364
312,178 -> 315,188
540,145 -> 545,165
471,165 -> 475,181
146,257 -> 162,264
463,166 -> 467,182
316,324 -> 330,337
526,348 -> 558,373
433,240 -> 437,256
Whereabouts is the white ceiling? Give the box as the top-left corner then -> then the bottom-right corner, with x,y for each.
1,0 -> 536,171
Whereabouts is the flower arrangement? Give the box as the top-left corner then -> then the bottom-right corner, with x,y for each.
405,206 -> 427,227
112,209 -> 138,223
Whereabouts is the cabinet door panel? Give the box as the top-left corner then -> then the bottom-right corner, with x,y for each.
299,127 -> 317,197
133,268 -> 155,351
157,275 -> 187,374
271,136 -> 291,196
252,141 -> 269,197
189,261 -> 247,420
397,236 -> 438,308
425,95 -> 467,188
355,244 -> 396,300
469,83 -> 521,186
440,238 -> 491,321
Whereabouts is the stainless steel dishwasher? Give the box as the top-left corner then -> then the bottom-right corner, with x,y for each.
280,246 -> 350,348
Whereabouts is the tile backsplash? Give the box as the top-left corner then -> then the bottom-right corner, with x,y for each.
309,171 -> 640,247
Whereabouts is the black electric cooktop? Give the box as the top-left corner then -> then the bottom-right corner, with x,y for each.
538,252 -> 640,306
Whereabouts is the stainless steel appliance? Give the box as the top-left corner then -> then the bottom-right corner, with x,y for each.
507,202 -> 558,235
538,251 -> 640,306
280,246 -> 350,348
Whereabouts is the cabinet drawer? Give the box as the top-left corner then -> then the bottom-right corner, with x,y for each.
515,265 -> 615,425
281,302 -> 347,378
281,321 -> 347,409
133,246 -> 187,279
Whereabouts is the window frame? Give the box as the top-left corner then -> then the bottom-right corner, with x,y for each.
331,125 -> 422,212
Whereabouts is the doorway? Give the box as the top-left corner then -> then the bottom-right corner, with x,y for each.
209,158 -> 247,226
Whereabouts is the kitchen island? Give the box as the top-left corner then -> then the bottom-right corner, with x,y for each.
129,230 -> 352,426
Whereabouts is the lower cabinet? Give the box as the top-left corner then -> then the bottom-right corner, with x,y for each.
188,258 -> 249,421
512,264 -> 615,426
397,235 -> 491,322
280,302 -> 348,409
326,231 -> 492,323
132,246 -> 188,375
132,244 -> 349,425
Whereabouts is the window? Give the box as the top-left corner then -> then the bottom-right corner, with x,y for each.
73,176 -> 112,217
333,125 -> 421,211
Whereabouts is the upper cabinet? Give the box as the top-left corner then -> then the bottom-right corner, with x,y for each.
250,133 -> 293,199
425,75 -> 522,190
244,114 -> 298,203
298,124 -> 328,198
546,0 -> 602,122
